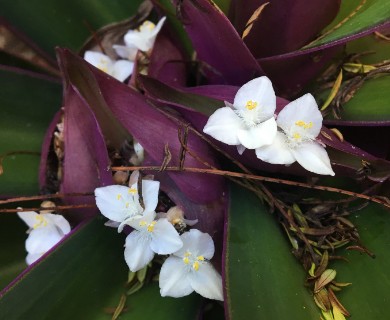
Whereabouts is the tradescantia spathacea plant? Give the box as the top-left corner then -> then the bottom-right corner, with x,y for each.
0,0 -> 390,318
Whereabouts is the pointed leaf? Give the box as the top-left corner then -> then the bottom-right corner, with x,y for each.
0,218 -> 201,319
229,0 -> 340,58
172,0 -> 263,85
57,49 -> 224,204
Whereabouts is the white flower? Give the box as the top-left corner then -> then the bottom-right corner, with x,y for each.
84,51 -> 134,82
255,94 -> 335,176
94,171 -> 160,232
114,17 -> 166,59
129,139 -> 144,166
17,210 -> 71,265
124,211 -> 183,272
159,229 -> 223,301
203,76 -> 277,152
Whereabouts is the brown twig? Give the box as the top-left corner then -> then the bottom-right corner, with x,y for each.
111,165 -> 390,209
0,192 -> 93,205
0,204 -> 95,213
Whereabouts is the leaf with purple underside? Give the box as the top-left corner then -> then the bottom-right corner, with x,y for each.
171,0 -> 263,85
148,25 -> 187,87
57,49 -> 224,204
140,75 -> 390,179
229,0 -> 341,58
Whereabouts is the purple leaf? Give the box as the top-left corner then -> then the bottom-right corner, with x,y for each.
60,85 -> 113,220
148,26 -> 187,87
228,0 -> 341,58
140,75 -> 390,179
259,46 -> 342,97
57,49 -> 224,204
172,0 -> 264,85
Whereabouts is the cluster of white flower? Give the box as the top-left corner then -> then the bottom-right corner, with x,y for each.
203,76 -> 335,176
17,206 -> 71,265
83,17 -> 166,82
94,171 -> 223,301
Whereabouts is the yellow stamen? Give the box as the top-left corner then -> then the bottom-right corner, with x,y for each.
97,59 -> 109,73
125,202 -> 129,208
197,255 -> 205,261
147,221 -> 157,232
295,120 -> 313,129
184,251 -> 191,257
117,194 -> 122,200
139,220 -> 147,227
293,132 -> 302,140
245,100 -> 258,110
33,215 -> 48,229
128,188 -> 137,194
193,261 -> 200,271
183,257 -> 190,264
140,21 -> 155,31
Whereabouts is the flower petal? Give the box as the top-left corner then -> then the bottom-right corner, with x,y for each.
26,227 -> 62,254
237,117 -> 277,149
124,17 -> 166,52
174,229 -> 215,260
142,180 -> 160,213
159,256 -> 194,298
45,214 -> 71,235
112,60 -> 134,82
150,219 -> 183,254
26,252 -> 44,265
113,44 -> 138,61
203,107 -> 243,145
234,76 -> 276,117
17,211 -> 39,228
94,185 -> 132,222
255,131 -> 295,165
126,210 -> 156,230
292,141 -> 335,176
277,94 -> 322,137
189,262 -> 223,301
124,231 -> 154,272
84,51 -> 113,71
236,144 -> 246,155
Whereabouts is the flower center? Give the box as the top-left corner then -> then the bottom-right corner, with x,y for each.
295,120 -> 313,129
116,191 -> 141,217
33,215 -> 48,229
182,251 -> 205,272
139,220 -> 157,233
97,59 -> 109,73
245,100 -> 258,110
139,21 -> 155,32
284,119 -> 315,148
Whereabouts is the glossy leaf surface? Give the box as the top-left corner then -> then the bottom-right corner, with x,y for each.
0,0 -> 144,57
0,218 -> 202,319
0,68 -> 61,196
331,204 -> 390,319
224,183 -> 320,319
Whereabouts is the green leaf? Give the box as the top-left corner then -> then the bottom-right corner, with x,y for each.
225,183 -> 320,319
0,69 -> 61,195
337,76 -> 390,121
0,0 -> 144,57
0,214 -> 27,291
0,218 -> 202,319
140,75 -> 224,115
305,0 -> 390,49
332,204 -> 390,319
